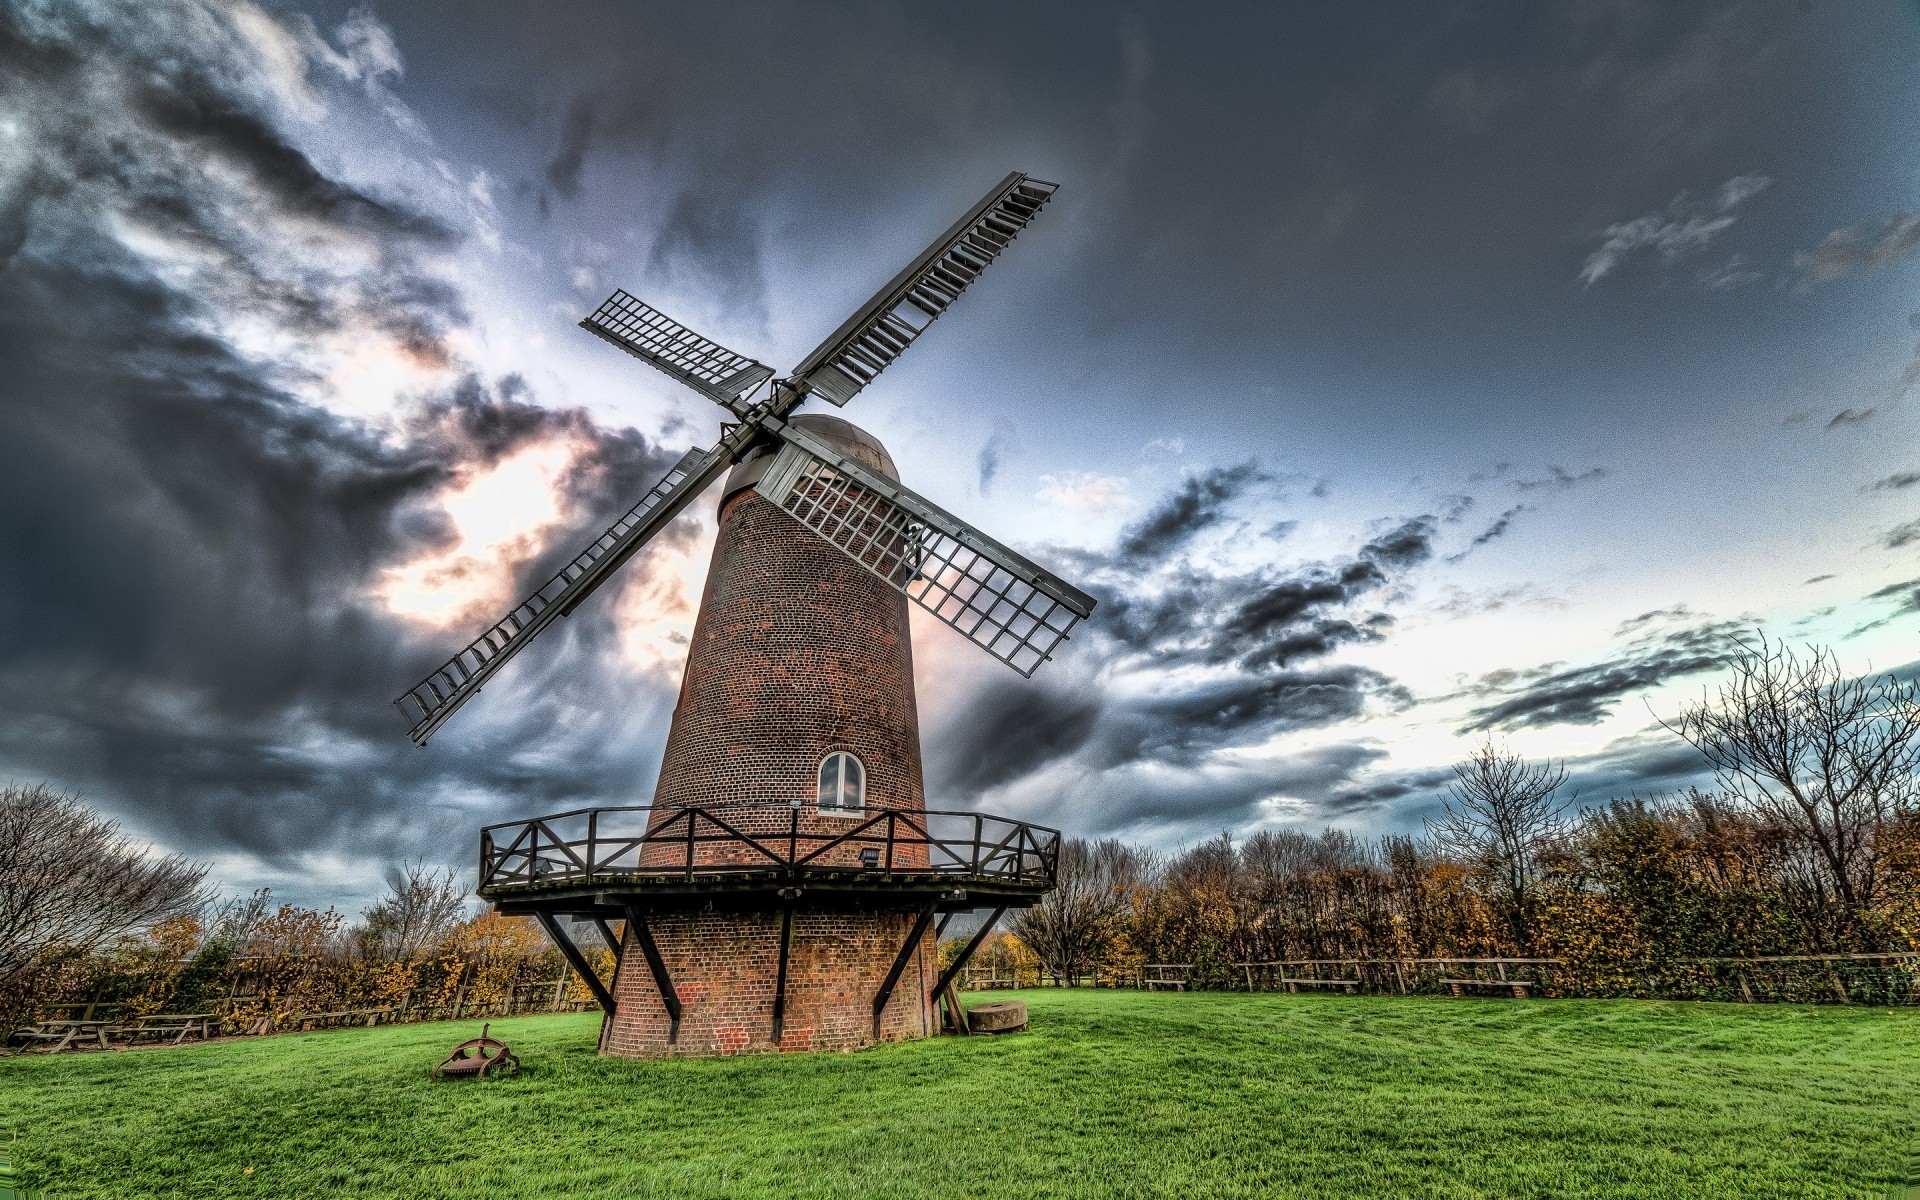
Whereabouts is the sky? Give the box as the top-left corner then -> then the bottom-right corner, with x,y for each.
3,0 -> 1919,912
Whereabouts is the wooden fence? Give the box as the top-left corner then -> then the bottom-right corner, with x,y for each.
960,953 -> 1920,1005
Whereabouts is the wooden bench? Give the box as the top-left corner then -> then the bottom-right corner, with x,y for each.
1280,977 -> 1359,994
1441,978 -> 1533,999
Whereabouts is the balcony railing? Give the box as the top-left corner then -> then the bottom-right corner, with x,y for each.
478,804 -> 1059,893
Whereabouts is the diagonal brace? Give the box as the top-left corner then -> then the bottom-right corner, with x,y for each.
931,905 -> 1007,1006
536,913 -> 616,1016
872,900 -> 939,1038
624,907 -> 683,1043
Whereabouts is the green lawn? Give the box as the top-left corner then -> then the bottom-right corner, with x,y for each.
1,990 -> 1913,1199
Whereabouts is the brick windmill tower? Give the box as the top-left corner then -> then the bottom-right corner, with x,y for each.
396,174 -> 1094,1056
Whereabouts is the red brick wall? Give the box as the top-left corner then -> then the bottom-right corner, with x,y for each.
603,910 -> 935,1057
646,436 -> 928,869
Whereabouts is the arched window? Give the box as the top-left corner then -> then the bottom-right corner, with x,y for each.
817,751 -> 865,813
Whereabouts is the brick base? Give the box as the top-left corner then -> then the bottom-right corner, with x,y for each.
602,910 -> 936,1058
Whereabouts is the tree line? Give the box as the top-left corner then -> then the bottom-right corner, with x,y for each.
0,786 -> 595,1031
1008,641 -> 1920,995
4,639 -> 1915,1022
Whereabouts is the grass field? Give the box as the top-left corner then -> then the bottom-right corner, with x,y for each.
1,990 -> 1914,1199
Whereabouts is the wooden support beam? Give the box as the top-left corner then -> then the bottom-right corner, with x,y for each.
930,905 -> 1006,1026
941,978 -> 969,1034
592,916 -> 623,958
624,907 -> 682,1043
771,907 -> 794,1045
871,901 -> 938,1038
535,913 -> 615,1016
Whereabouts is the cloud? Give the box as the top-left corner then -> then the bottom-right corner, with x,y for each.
1794,212 -> 1920,285
1036,472 -> 1129,513
0,0 -> 688,900
543,96 -> 595,203
1560,730 -> 1714,806
1845,577 -> 1920,639
928,492 -> 1434,830
1871,471 -> 1920,492
1696,253 -> 1760,291
1112,462 -> 1266,565
976,422 -> 1013,497
1579,175 -> 1771,288
1512,465 -> 1607,492
1827,407 -> 1875,430
1447,503 -> 1527,562
1460,618 -> 1747,732
645,186 -> 768,325
1887,520 -> 1920,550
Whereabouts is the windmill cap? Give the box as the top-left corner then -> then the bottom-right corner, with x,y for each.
724,414 -> 898,501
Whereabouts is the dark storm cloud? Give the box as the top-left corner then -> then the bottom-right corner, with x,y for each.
0,1 -> 683,883
1561,733 -> 1713,804
1094,667 -> 1401,770
1321,765 -> 1455,818
1112,462 -> 1267,565
929,678 -> 1103,796
543,96 -> 596,202
1447,504 -> 1527,562
975,423 -> 1013,497
929,479 -> 1432,821
645,185 -> 767,321
1846,577 -> 1920,639
1074,742 -> 1391,835
1460,619 -> 1747,733
1095,514 -> 1435,673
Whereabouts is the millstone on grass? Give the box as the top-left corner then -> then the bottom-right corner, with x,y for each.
965,1000 -> 1028,1033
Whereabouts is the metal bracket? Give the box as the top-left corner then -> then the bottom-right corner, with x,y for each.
872,901 -> 939,1038
623,907 -> 683,1044
535,913 -> 616,1016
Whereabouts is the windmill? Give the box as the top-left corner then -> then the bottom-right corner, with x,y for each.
394,172 -> 1093,1058
394,172 -> 1092,748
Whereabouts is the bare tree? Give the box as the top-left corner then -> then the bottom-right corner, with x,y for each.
1426,743 -> 1567,951
362,860 -> 470,959
0,783 -> 210,985
1667,639 -> 1920,944
1012,838 -> 1149,984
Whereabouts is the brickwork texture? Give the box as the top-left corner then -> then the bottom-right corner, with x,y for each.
604,911 -> 936,1057
607,415 -> 936,1057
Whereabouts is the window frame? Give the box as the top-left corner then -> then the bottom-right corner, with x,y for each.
815,750 -> 866,817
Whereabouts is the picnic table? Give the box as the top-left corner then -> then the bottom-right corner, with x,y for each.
291,1007 -> 397,1032
1280,977 -> 1359,994
1441,977 -> 1533,999
115,1013 -> 218,1045
9,1018 -> 115,1053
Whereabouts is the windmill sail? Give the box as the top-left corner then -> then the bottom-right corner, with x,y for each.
580,291 -> 775,414
759,420 -> 1095,676
788,173 -> 1057,408
395,444 -> 731,746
